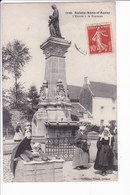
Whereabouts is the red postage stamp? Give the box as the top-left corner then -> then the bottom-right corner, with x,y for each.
87,24 -> 112,54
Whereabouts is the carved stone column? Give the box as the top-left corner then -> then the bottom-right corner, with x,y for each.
40,37 -> 71,99
32,37 -> 72,142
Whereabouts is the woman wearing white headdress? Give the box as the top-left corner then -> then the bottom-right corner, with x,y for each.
94,127 -> 114,176
13,122 -> 23,142
24,122 -> 32,137
72,125 -> 91,170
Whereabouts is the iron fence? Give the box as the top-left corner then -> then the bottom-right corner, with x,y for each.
45,137 -> 76,161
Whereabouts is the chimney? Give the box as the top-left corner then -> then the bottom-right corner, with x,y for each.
84,77 -> 90,86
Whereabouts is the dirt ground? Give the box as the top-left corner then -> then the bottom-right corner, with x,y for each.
3,155 -> 117,182
63,161 -> 117,182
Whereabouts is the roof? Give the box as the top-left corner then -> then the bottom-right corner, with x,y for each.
90,82 -> 117,99
67,85 -> 81,101
67,82 -> 117,100
71,103 -> 86,117
71,103 -> 93,118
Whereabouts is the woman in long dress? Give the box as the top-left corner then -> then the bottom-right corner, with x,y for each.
92,27 -> 108,52
49,4 -> 62,37
13,123 -> 23,142
113,127 -> 118,171
73,125 -> 91,170
94,127 -> 114,176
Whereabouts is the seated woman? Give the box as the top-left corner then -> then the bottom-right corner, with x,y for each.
73,125 -> 91,170
10,132 -> 50,176
10,131 -> 32,176
94,127 -> 114,176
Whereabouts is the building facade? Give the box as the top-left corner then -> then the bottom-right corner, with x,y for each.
68,77 -> 117,126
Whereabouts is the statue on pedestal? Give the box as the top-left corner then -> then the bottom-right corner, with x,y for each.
55,79 -> 66,101
49,4 -> 62,38
39,80 -> 48,102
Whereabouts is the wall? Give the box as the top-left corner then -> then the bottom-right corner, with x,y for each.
92,96 -> 117,125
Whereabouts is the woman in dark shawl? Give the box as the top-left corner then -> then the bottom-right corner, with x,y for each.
113,127 -> 118,171
10,131 -> 32,176
94,127 -> 114,176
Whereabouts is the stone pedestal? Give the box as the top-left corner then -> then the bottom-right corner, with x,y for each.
40,36 -> 71,99
13,159 -> 64,182
46,101 -> 72,122
32,107 -> 47,145
32,36 -> 73,141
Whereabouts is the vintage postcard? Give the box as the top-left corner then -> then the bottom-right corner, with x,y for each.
2,0 -> 117,183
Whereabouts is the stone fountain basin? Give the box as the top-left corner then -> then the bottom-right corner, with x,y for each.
13,158 -> 64,182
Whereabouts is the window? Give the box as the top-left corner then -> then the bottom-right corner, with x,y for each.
101,106 -> 104,109
112,107 -> 115,110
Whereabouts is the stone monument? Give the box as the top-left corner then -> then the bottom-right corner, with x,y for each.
32,5 -> 78,143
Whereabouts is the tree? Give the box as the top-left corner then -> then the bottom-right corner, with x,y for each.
3,107 -> 12,137
8,82 -> 27,110
28,85 -> 39,110
2,46 -> 10,80
25,85 -> 39,121
3,89 -> 10,108
2,40 -> 31,108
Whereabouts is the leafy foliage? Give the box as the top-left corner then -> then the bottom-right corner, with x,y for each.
2,40 -> 31,108
3,89 -> 10,108
8,83 -> 27,110
3,107 -> 13,136
2,40 -> 31,79
21,85 -> 39,122
27,85 -> 39,110
3,107 -> 12,127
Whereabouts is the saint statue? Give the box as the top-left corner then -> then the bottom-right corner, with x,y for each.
39,80 -> 48,101
55,79 -> 66,101
49,4 -> 62,38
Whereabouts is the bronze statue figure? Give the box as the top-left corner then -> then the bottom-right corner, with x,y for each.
49,4 -> 62,38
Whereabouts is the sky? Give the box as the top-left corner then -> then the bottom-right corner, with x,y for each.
2,2 -> 116,91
